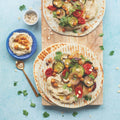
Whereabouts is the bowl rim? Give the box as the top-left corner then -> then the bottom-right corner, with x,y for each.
23,9 -> 39,25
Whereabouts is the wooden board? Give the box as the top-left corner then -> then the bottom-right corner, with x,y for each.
41,0 -> 103,106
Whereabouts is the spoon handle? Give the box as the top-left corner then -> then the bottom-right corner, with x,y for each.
22,69 -> 39,97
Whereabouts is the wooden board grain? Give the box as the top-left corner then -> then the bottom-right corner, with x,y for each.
41,0 -> 103,106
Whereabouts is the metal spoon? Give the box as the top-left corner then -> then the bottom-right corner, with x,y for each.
16,61 -> 39,97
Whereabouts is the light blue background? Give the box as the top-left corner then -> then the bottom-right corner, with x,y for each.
0,0 -> 120,120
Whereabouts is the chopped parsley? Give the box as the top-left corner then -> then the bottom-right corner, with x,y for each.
83,95 -> 92,101
99,33 -> 104,37
73,95 -> 78,101
62,114 -> 64,117
54,51 -> 62,61
109,51 -> 114,56
19,5 -> 26,11
99,46 -> 104,50
14,81 -> 18,86
53,11 -> 57,18
72,111 -> 78,117
23,110 -> 28,116
69,87 -> 73,92
81,55 -> 85,60
63,84 -> 67,89
59,16 -> 68,27
73,30 -> 77,33
89,74 -> 95,79
43,112 -> 50,118
23,90 -> 28,96
38,93 -> 41,97
30,102 -> 36,108
17,91 -> 22,95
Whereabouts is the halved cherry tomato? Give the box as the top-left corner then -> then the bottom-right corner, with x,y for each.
78,17 -> 86,24
45,68 -> 53,77
73,10 -> 83,18
83,63 -> 92,75
62,69 -> 69,77
75,86 -> 83,98
47,5 -> 57,11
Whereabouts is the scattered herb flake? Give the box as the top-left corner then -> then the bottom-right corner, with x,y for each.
30,102 -> 36,108
72,111 -> 78,117
109,51 -> 114,56
73,30 -> 77,33
56,51 -> 62,56
99,33 -> 104,37
14,81 -> 18,86
81,55 -> 85,60
23,110 -> 28,116
38,93 -> 41,97
84,95 -> 92,101
17,91 -> 22,95
73,95 -> 78,101
63,84 -> 67,89
89,74 -> 95,79
62,114 -> 64,117
19,5 -> 26,11
99,45 -> 104,50
23,90 -> 28,96
43,112 -> 50,118
53,11 -> 57,18
69,87 -> 72,92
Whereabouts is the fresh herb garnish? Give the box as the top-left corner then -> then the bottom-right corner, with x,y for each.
63,84 -> 67,89
59,16 -> 68,27
72,111 -> 78,117
62,114 -> 64,117
43,112 -> 50,118
30,102 -> 36,108
73,95 -> 78,101
99,33 -> 104,37
23,110 -> 28,116
89,74 -> 95,79
99,45 -> 104,50
38,93 -> 41,97
53,11 -> 57,18
69,9 -> 76,14
14,81 -> 18,86
19,5 -> 26,11
109,51 -> 114,56
64,71 -> 69,79
17,91 -> 22,95
69,87 -> 73,92
23,90 -> 28,96
73,29 -> 77,33
85,59 -> 90,62
81,55 -> 85,60
83,95 -> 92,101
54,51 -> 62,61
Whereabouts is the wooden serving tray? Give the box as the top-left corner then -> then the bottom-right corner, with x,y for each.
41,0 -> 103,106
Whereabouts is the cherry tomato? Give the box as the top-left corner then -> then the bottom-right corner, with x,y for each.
45,68 -> 53,77
78,17 -> 86,24
62,69 -> 69,77
47,5 -> 57,11
83,63 -> 92,75
75,86 -> 83,98
72,10 -> 83,18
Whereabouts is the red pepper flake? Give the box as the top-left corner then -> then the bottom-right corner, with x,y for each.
45,68 -> 53,77
47,5 -> 57,11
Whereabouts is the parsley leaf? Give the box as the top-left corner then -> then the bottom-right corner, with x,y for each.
38,93 -> 41,97
63,84 -> 67,89
17,91 -> 22,95
83,95 -> 92,101
69,87 -> 72,92
59,16 -> 68,27
43,112 -> 50,118
23,90 -> 28,96
109,51 -> 114,56
81,55 -> 85,60
19,5 -> 26,11
53,11 -> 57,18
99,33 -> 104,37
72,111 -> 78,117
30,102 -> 36,108
99,46 -> 104,50
14,81 -> 18,86
23,110 -> 28,116
73,30 -> 77,33
54,51 -> 62,61
73,95 -> 78,101
89,74 -> 95,79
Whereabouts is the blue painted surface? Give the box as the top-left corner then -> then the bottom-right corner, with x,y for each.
0,0 -> 120,120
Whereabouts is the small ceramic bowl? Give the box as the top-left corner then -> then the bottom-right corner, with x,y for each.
23,9 -> 39,25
